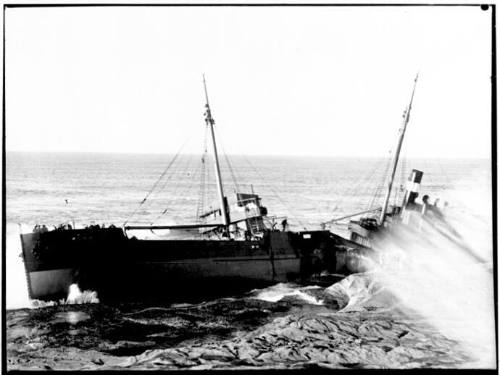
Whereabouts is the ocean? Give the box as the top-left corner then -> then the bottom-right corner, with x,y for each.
5,151 -> 496,369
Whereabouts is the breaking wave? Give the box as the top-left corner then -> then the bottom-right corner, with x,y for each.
325,273 -> 395,312
7,223 -> 100,309
6,223 -> 31,309
250,274 -> 398,313
66,284 -> 100,304
28,285 -> 100,309
251,283 -> 324,305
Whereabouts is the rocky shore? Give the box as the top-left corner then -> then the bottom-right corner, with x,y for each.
7,275 -> 472,370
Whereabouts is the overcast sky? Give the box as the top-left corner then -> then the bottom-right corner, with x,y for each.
5,5 -> 492,158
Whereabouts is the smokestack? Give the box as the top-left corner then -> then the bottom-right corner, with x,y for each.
402,169 -> 424,224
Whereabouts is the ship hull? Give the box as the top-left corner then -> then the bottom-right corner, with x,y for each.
24,261 -> 297,303
26,268 -> 77,302
20,227 -> 354,302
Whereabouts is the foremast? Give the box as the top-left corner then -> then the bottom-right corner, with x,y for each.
379,74 -> 419,225
203,75 -> 230,230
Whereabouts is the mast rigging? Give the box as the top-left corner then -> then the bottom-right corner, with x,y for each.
379,73 -> 419,225
203,75 -> 230,230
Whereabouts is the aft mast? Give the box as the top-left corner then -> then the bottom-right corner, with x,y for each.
203,75 -> 230,230
379,74 -> 419,226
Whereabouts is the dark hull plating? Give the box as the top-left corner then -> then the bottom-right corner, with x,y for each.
20,227 -> 369,302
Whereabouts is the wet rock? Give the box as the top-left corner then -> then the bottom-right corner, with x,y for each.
99,340 -> 156,356
91,357 -> 104,365
53,311 -> 91,324
7,278 -> 474,370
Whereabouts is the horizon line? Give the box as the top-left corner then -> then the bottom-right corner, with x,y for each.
5,150 -> 491,160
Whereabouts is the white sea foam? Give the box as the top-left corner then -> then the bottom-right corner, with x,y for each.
66,284 -> 100,305
325,272 -> 383,312
251,283 -> 324,305
6,223 -> 31,309
6,223 -> 100,309
368,186 -> 496,368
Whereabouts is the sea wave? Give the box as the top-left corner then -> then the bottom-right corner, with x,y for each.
7,223 -> 100,310
6,223 -> 31,309
325,273 -> 387,312
251,283 -> 324,305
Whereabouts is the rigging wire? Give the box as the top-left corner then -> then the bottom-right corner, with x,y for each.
122,139 -> 189,226
214,126 -> 241,194
150,152 -> 198,225
327,156 -> 384,218
154,151 -> 189,198
241,154 -> 307,229
196,124 -> 210,223
148,128 -> 220,226
172,155 -> 203,218
421,157 -> 441,200
197,153 -> 218,213
201,154 -> 216,221
133,155 -> 188,225
195,158 -> 207,223
363,157 -> 389,208
367,152 -> 392,210
393,146 -> 408,207
355,157 -> 385,211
